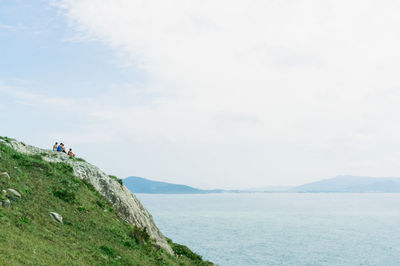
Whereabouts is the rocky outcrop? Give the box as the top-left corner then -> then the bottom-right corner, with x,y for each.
0,138 -> 172,253
50,212 -> 63,224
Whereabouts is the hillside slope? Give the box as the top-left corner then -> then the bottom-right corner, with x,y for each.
0,137 -> 211,265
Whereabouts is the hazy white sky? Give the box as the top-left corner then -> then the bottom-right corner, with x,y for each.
1,0 -> 400,189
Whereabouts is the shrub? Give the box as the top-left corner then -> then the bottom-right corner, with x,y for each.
109,175 -> 123,186
99,245 -> 117,258
0,136 -> 12,143
81,179 -> 95,192
123,241 -> 137,248
27,160 -> 50,172
15,167 -> 23,175
57,164 -> 74,174
53,188 -> 76,203
171,243 -> 203,261
96,200 -> 105,209
130,226 -> 150,245
11,154 -> 23,160
21,185 -> 30,194
107,206 -> 115,213
20,216 -> 31,224
166,237 -> 206,262
60,178 -> 81,191
77,206 -> 86,212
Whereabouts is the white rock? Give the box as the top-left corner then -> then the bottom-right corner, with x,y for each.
0,172 -> 10,179
49,212 -> 63,224
7,188 -> 21,198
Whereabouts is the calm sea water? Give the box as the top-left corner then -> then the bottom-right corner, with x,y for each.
136,193 -> 400,266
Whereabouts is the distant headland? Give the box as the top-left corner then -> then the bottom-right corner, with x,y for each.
124,175 -> 400,194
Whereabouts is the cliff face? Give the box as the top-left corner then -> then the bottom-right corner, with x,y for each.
0,138 -> 172,253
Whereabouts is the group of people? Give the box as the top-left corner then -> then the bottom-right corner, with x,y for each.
53,142 -> 75,157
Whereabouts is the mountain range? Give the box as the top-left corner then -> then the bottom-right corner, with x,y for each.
124,175 -> 400,194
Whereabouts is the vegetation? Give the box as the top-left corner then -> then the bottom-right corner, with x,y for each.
0,140 -> 212,265
0,136 -> 14,143
167,238 -> 204,262
109,175 -> 124,186
69,157 -> 86,163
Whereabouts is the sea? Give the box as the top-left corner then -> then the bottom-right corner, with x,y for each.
136,193 -> 400,266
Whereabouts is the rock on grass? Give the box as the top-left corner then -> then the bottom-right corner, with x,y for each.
7,188 -> 21,198
49,212 -> 63,224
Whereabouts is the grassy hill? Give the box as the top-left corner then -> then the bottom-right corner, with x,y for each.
0,137 -> 212,265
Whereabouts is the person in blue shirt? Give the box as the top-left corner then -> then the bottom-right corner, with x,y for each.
57,143 -> 64,152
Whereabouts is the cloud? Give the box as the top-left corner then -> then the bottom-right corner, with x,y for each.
0,85 -> 80,110
55,0 -> 400,139
0,23 -> 18,31
14,0 -> 400,187
0,22 -> 29,32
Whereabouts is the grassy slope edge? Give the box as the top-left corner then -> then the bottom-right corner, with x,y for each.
0,138 -> 212,265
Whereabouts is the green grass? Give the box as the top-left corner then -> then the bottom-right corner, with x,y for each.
68,157 -> 87,163
109,175 -> 124,186
167,238 -> 205,263
0,141 -> 212,265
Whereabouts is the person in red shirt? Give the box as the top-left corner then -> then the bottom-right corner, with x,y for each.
68,148 -> 75,157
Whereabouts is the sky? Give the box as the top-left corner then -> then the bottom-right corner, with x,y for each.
1,0 -> 400,189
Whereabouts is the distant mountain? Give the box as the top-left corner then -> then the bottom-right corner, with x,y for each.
124,176 -> 225,194
291,175 -> 400,193
124,175 -> 400,194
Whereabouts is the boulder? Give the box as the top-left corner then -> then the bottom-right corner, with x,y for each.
0,172 -> 10,179
1,199 -> 11,207
8,196 -> 19,202
7,188 -> 21,198
49,212 -> 63,224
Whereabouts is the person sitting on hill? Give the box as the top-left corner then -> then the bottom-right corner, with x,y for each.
53,142 -> 58,151
57,143 -> 63,152
68,149 -> 75,157
61,144 -> 66,153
